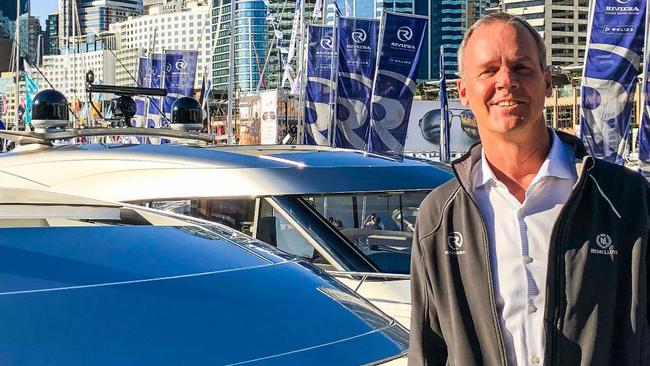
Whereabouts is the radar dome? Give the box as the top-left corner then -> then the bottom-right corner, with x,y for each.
171,97 -> 203,131
31,89 -> 69,130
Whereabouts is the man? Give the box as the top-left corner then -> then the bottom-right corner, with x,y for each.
409,12 -> 649,366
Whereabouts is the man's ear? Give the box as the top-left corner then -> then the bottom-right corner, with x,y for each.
544,67 -> 553,98
457,79 -> 469,106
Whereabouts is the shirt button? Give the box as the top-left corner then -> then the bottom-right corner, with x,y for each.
528,304 -> 537,314
523,256 -> 534,264
531,355 -> 540,364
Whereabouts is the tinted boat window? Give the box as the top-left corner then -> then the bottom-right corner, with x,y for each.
302,191 -> 430,274
137,198 -> 256,236
257,199 -> 335,270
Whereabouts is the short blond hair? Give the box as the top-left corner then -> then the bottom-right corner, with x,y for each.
457,12 -> 547,77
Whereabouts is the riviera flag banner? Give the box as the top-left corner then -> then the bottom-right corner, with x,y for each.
163,50 -> 198,118
639,6 -> 650,179
304,25 -> 336,145
367,12 -> 428,154
579,0 -> 646,164
335,17 -> 379,150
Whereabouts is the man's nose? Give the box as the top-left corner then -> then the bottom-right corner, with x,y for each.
495,68 -> 519,90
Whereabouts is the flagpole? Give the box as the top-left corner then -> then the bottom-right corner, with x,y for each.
226,1 -> 236,144
297,0 -> 306,144
14,0 -> 20,128
439,45 -> 450,163
329,14 -> 338,146
248,18 -> 253,92
638,0 -> 650,177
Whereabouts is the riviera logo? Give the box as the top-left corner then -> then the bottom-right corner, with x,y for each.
165,63 -> 172,73
397,26 -> 413,42
175,59 -> 187,71
321,35 -> 333,50
445,232 -> 465,255
352,29 -> 367,44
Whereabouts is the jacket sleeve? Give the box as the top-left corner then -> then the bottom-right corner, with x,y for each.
408,216 -> 448,366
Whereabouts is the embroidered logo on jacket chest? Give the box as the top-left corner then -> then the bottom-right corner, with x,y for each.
445,232 -> 466,255
590,233 -> 618,255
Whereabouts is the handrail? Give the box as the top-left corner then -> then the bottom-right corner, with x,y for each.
327,270 -> 410,280
0,128 -> 227,145
327,270 -> 410,293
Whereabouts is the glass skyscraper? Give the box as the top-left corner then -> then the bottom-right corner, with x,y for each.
212,0 -> 314,93
212,0 -> 267,93
416,0 -> 497,80
326,0 -> 412,22
58,0 -> 142,51
45,14 -> 59,56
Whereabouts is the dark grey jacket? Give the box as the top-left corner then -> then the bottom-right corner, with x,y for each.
409,132 -> 650,366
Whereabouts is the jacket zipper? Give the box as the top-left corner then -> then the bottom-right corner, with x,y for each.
452,171 -> 509,366
543,158 -> 591,366
477,204 -> 509,366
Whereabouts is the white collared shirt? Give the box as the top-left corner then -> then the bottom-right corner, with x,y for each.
471,131 -> 577,366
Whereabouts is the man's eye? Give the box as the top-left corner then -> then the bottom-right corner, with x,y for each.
515,65 -> 531,73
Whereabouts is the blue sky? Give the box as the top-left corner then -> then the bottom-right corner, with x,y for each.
31,0 -> 58,27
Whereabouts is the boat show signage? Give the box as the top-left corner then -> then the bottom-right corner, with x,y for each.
367,12 -> 428,154
260,90 -> 279,145
639,5 -> 650,179
335,17 -> 379,150
579,0 -> 647,164
304,25 -> 336,146
163,51 -> 199,119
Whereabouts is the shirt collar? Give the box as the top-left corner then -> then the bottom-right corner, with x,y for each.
473,130 -> 576,190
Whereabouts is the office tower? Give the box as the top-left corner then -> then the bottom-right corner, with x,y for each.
415,0 -> 497,81
503,0 -> 590,67
24,16 -> 41,62
45,13 -> 59,55
263,0 -> 312,90
0,0 -> 30,46
325,0 -> 413,23
211,0 -> 268,93
77,0 -> 143,35
58,0 -> 143,50
211,0 -> 318,93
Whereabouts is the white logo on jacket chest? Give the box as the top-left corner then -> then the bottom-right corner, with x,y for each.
445,232 -> 465,255
591,233 -> 618,255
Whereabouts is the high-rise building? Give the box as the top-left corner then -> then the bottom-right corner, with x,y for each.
77,0 -> 143,35
0,0 -> 28,23
503,0 -> 590,67
45,14 -> 59,56
211,0 -> 317,94
39,32 -> 118,103
24,16 -> 41,63
415,0 -> 497,81
58,0 -> 143,52
211,0 -> 267,93
110,0 -> 211,89
325,0 -> 413,23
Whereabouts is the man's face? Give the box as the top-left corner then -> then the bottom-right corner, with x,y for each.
456,22 -> 552,138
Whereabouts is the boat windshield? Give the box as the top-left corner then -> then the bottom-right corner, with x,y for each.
301,191 -> 430,274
